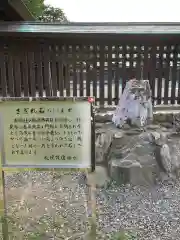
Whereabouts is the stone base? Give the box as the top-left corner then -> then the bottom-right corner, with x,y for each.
95,111 -> 180,187
108,158 -> 156,186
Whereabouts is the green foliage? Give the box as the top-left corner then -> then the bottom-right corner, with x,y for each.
39,5 -> 68,22
23,0 -> 68,22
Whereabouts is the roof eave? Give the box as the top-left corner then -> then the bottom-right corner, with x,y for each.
8,0 -> 35,21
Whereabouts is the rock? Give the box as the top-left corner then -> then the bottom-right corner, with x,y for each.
154,140 -> 180,176
139,164 -> 156,186
95,123 -> 104,129
160,122 -> 173,129
146,124 -> 161,130
166,113 -> 174,123
110,134 -> 139,160
108,158 -> 143,185
96,117 -> 180,186
108,157 -> 155,186
159,172 -> 170,182
154,144 -> 167,172
95,114 -> 112,123
161,127 -> 169,132
125,129 -> 143,136
160,144 -> 172,173
173,113 -> 180,131
151,132 -> 167,146
123,123 -> 131,130
154,113 -> 167,123
111,132 -> 127,147
168,141 -> 180,171
114,132 -> 124,139
95,131 -> 114,164
139,131 -> 154,143
112,79 -> 153,128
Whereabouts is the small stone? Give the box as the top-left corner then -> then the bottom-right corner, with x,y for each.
95,113 -> 113,123
114,132 -> 124,139
159,144 -> 172,173
123,123 -> 131,130
161,122 -> 173,129
146,124 -> 160,130
166,113 -> 174,123
151,132 -> 167,146
95,123 -> 104,129
154,113 -> 167,122
95,131 -> 113,164
159,172 -> 169,182
125,129 -> 141,136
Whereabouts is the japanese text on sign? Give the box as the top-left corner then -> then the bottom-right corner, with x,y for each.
0,100 -> 91,168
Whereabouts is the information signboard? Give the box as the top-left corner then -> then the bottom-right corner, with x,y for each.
0,97 -> 94,168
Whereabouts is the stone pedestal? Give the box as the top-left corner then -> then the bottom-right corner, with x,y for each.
108,159 -> 143,185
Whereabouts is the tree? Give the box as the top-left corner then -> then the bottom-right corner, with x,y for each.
39,5 -> 68,23
23,0 -> 68,22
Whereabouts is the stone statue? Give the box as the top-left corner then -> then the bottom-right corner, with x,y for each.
112,79 -> 153,128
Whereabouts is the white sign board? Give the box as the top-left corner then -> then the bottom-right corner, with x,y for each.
0,99 -> 92,168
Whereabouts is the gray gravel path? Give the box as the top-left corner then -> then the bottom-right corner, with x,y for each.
3,170 -> 91,240
96,179 -> 180,239
2,170 -> 180,239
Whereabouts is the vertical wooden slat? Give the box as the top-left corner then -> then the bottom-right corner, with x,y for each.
157,46 -> 163,104
163,46 -> 170,104
122,45 -> 127,91
149,46 -> 156,105
127,45 -> 134,79
7,47 -> 14,97
114,45 -> 120,105
65,63 -> 70,96
27,48 -> 36,97
51,44 -> 58,96
57,44 -> 64,96
107,44 -> 112,105
13,43 -> 21,97
64,45 -> 70,96
118,46 -> 123,98
86,46 -> 91,97
171,45 -> 178,104
34,43 -> 43,97
0,43 -> 7,97
42,43 -> 51,97
79,59 -> 84,97
78,45 -> 84,97
99,44 -> 105,106
92,45 -> 97,103
143,45 -> 149,80
136,45 -> 142,80
21,50 -> 29,97
72,45 -> 77,96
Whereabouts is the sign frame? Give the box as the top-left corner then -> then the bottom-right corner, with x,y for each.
0,96 -> 96,171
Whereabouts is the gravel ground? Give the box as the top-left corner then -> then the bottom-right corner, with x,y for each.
96,179 -> 180,240
2,170 -> 180,239
2,170 -> 92,240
